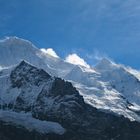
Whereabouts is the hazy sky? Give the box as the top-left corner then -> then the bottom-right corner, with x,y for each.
1,0 -> 140,69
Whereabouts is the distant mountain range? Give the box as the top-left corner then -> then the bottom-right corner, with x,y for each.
1,37 -> 140,140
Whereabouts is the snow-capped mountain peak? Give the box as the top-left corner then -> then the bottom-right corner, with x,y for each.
0,36 -> 74,77
0,36 -> 36,51
1,37 -> 140,121
0,36 -> 39,67
2,37 -> 140,139
95,58 -> 119,71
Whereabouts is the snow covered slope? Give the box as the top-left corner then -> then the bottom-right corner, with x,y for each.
0,37 -> 74,77
65,58 -> 140,121
1,37 -> 140,122
95,58 -> 140,105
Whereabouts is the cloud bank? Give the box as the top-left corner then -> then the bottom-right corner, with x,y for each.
40,48 -> 59,58
65,53 -> 90,68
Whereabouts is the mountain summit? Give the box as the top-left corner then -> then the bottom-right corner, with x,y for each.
1,37 -> 140,140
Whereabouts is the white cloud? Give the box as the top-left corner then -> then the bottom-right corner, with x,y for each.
65,53 -> 90,68
40,48 -> 59,58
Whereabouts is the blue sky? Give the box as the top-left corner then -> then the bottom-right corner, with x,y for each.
0,0 -> 140,69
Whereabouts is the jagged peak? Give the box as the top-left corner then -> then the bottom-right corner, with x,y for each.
17,60 -> 35,68
95,58 -> 119,71
98,58 -> 114,65
14,60 -> 50,76
10,60 -> 51,88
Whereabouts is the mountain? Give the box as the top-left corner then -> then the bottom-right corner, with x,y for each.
1,37 -> 140,139
1,60 -> 140,140
65,58 -> 140,121
0,37 -> 74,77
